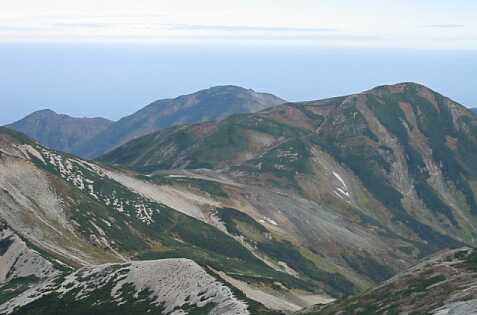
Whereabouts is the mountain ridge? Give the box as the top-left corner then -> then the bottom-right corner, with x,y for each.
6,109 -> 113,153
0,126 -> 338,313
101,81 -> 477,275
6,86 -> 285,159
301,247 -> 477,314
75,85 -> 286,158
2,82 -> 477,314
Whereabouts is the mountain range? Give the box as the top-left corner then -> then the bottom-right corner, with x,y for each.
1,82 -> 477,314
7,86 -> 285,159
5,110 -> 113,154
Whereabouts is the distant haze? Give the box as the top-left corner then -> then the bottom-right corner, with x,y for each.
2,43 -> 477,125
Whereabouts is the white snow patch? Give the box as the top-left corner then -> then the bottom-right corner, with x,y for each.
332,171 -> 346,188
104,169 -> 219,222
259,217 -> 278,226
332,171 -> 351,200
336,188 -> 350,197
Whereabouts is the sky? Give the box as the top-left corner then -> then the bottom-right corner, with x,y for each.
1,0 -> 477,48
1,1 -> 476,124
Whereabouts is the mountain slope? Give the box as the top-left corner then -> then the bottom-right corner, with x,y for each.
1,259 -> 250,315
6,109 -> 112,153
2,83 -> 477,314
101,82 -> 477,292
302,247 -> 477,314
0,127 -> 348,313
75,86 -> 286,158
471,108 -> 477,114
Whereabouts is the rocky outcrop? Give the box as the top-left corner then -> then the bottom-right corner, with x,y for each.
302,247 -> 477,314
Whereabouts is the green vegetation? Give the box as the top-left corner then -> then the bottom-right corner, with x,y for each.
402,86 -> 477,214
205,266 -> 287,315
246,139 -> 310,178
342,254 -> 394,283
10,275 -> 168,315
216,207 -> 355,296
0,276 -> 40,305
367,93 -> 458,225
300,106 -> 325,128
215,207 -> 268,239
257,240 -> 355,296
314,93 -> 461,252
32,146 -> 333,296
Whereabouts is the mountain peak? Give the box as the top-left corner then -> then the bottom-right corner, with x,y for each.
27,108 -> 57,117
74,86 -> 286,158
203,85 -> 251,91
6,110 -> 113,153
185,85 -> 284,101
367,82 -> 432,94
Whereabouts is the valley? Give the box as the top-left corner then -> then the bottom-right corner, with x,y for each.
1,82 -> 477,314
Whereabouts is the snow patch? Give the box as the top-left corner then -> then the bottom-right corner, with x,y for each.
104,169 -> 219,222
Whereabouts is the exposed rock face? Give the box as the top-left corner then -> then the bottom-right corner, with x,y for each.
0,224 -> 57,283
0,259 -> 249,315
6,109 -> 112,153
300,247 -> 477,315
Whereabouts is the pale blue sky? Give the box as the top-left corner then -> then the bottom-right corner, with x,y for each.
1,1 -> 476,124
1,0 -> 476,48
1,44 -> 476,125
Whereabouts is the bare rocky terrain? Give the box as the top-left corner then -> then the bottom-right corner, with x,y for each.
1,82 -> 477,314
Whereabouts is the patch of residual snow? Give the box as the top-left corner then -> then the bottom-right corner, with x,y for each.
104,169 -> 220,222
332,171 -> 350,200
32,148 -> 157,225
258,217 -> 278,226
11,141 -> 219,224
0,259 -> 249,315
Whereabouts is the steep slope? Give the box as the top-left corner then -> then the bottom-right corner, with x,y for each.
6,109 -> 112,153
472,108 -> 477,114
75,86 -> 285,158
0,127 -> 349,313
302,247 -> 477,314
0,224 -> 58,284
101,82 -> 477,293
0,223 -> 62,306
3,83 -> 476,314
1,259 -> 249,315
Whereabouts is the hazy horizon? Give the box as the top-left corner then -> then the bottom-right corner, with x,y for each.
3,1 -> 476,125
2,43 -> 477,125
